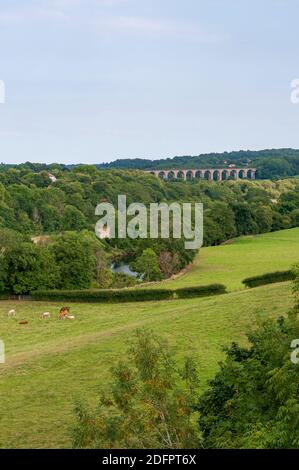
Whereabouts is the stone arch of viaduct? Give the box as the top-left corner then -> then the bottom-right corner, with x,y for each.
145,168 -> 257,181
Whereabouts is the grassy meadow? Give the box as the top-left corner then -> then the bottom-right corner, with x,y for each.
157,227 -> 299,291
0,227 -> 299,448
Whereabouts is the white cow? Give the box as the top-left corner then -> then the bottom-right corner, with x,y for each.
41,312 -> 51,319
7,309 -> 16,317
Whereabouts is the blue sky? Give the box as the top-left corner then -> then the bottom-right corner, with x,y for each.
0,0 -> 299,164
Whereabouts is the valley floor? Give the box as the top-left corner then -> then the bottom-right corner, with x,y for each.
0,283 -> 293,448
1,227 -> 299,448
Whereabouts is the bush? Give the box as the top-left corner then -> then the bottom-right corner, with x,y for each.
72,329 -> 201,448
32,288 -> 174,303
242,270 -> 295,288
0,292 -> 9,300
176,284 -> 226,299
32,283 -> 227,303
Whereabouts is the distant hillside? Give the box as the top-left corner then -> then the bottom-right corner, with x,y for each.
97,148 -> 299,179
2,148 -> 299,179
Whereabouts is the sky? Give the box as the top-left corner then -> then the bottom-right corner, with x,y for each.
0,0 -> 299,164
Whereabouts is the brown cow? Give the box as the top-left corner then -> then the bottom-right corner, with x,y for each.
59,307 -> 70,320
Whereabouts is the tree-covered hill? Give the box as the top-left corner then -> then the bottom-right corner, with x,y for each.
2,148 -> 299,179
1,164 -> 299,293
97,148 -> 299,179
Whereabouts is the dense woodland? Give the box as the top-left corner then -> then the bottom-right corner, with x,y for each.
98,148 -> 299,179
1,163 -> 299,294
2,148 -> 299,179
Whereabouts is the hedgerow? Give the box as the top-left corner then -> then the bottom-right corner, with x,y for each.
32,283 -> 226,303
242,270 -> 295,288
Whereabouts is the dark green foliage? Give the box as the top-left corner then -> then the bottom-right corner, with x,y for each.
32,283 -> 226,303
98,148 -> 299,179
251,205 -> 273,233
232,202 -> 257,236
242,270 -> 295,288
4,149 -> 299,179
0,292 -> 9,300
290,208 -> 299,227
3,243 -> 60,295
175,284 -> 226,299
130,248 -> 162,282
205,202 -> 237,243
256,157 -> 294,179
278,190 -> 299,215
271,212 -> 291,231
0,163 -> 299,294
49,232 -> 95,290
111,272 -> 138,288
197,310 -> 299,448
32,287 -> 175,303
62,205 -> 87,231
72,329 -> 201,448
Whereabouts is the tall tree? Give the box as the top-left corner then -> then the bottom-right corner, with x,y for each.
50,232 -> 95,289
131,248 -> 162,282
3,242 -> 60,294
72,329 -> 201,449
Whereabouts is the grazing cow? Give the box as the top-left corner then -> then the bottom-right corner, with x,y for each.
41,312 -> 51,319
59,307 -> 70,320
8,309 -> 16,317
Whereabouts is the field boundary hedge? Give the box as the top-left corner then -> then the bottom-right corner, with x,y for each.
0,293 -> 10,300
242,270 -> 295,288
31,283 -> 226,303
175,284 -> 226,299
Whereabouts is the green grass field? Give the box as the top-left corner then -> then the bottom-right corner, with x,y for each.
0,227 -> 298,448
157,227 -> 299,291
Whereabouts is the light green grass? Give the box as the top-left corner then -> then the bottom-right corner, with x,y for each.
156,228 -> 299,291
0,282 -> 293,448
1,227 -> 298,448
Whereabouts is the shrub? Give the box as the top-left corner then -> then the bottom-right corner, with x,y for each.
72,329 -> 201,448
32,288 -> 174,303
176,284 -> 226,299
0,292 -> 9,300
32,283 -> 227,303
242,270 -> 295,288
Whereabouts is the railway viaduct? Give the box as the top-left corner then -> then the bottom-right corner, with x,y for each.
145,168 -> 257,181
